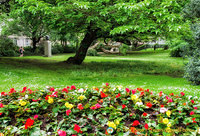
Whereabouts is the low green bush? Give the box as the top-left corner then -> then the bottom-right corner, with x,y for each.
87,48 -> 99,56
0,36 -> 19,56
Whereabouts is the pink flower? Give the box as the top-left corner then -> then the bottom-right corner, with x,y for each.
126,88 -> 130,93
105,83 -> 109,86
66,110 -> 71,116
116,93 -> 121,98
0,103 -> 4,108
95,103 -> 101,109
57,130 -> 66,136
168,98 -> 173,103
132,89 -> 136,94
34,115 -> 38,119
51,91 -> 58,97
71,85 -> 76,90
190,111 -> 195,115
144,123 -> 148,129
191,100 -> 194,104
194,107 -> 198,110
90,106 -> 97,110
180,92 -> 185,96
122,104 -> 126,109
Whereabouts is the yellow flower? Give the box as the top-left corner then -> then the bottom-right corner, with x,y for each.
163,118 -> 169,124
103,89 -> 107,92
48,97 -> 54,104
153,100 -> 158,103
65,102 -> 74,109
115,120 -> 120,125
166,110 -> 171,117
107,121 -> 116,129
0,133 -> 4,136
19,100 -> 27,106
167,123 -> 171,128
78,95 -> 86,100
165,127 -> 171,132
131,95 -> 138,101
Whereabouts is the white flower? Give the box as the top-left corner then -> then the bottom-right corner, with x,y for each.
198,127 -> 200,134
135,102 -> 143,106
188,96 -> 192,99
47,132 -> 51,135
160,107 -> 168,113
25,95 -> 29,99
78,88 -> 84,93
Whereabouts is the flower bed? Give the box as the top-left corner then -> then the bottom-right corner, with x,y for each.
0,84 -> 199,136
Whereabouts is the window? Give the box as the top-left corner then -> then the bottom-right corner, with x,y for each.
13,38 -> 17,45
25,38 -> 29,46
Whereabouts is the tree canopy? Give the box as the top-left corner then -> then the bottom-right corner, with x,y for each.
2,0 -> 190,64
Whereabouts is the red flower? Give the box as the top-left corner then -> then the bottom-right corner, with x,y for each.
100,91 -> 108,98
32,99 -> 38,102
45,95 -> 51,100
144,123 -> 148,129
146,102 -> 152,108
71,85 -> 76,90
168,98 -> 173,103
190,111 -> 195,115
145,89 -> 149,92
50,87 -> 55,92
62,88 -> 68,93
105,83 -> 109,86
66,110 -> 71,116
116,93 -> 121,98
191,100 -> 194,104
57,130 -> 66,136
28,89 -> 33,94
126,88 -> 130,93
22,87 -> 27,93
1,92 -> 7,96
9,88 -> 16,94
180,92 -> 185,96
0,103 -> 4,108
132,120 -> 140,126
192,118 -> 197,123
74,124 -> 82,133
77,104 -> 84,110
90,106 -> 97,110
0,113 -> 2,116
160,105 -> 164,108
143,112 -> 148,117
194,107 -> 198,110
159,91 -> 162,97
25,118 -> 34,129
140,91 -> 145,96
169,93 -> 174,96
122,104 -> 126,109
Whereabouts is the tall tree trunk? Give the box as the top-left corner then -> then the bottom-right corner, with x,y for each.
66,28 -> 97,64
32,38 -> 37,52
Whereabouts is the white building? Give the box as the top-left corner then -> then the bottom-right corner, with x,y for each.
7,35 -> 32,47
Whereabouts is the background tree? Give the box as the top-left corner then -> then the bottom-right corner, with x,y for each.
183,0 -> 200,85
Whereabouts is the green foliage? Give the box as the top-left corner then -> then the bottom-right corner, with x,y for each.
119,44 -> 129,55
87,48 -> 98,56
170,45 -> 184,57
0,36 -> 19,56
184,56 -> 200,85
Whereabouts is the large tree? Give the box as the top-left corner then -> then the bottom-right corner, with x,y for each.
14,0 -> 189,64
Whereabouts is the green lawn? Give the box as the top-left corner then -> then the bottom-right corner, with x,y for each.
0,50 -> 200,97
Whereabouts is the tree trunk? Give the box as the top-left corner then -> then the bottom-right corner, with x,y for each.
66,28 -> 97,64
32,38 -> 37,52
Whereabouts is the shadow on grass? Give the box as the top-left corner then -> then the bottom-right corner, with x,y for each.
0,57 -> 184,77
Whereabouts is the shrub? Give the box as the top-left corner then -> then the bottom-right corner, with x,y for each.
184,56 -> 200,85
170,45 -> 184,57
119,44 -> 129,55
87,48 -> 98,56
0,36 -> 19,56
0,84 -> 199,135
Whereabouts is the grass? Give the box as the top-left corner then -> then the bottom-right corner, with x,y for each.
0,50 -> 200,97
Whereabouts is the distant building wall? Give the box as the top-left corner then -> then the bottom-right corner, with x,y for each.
7,35 -> 32,47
